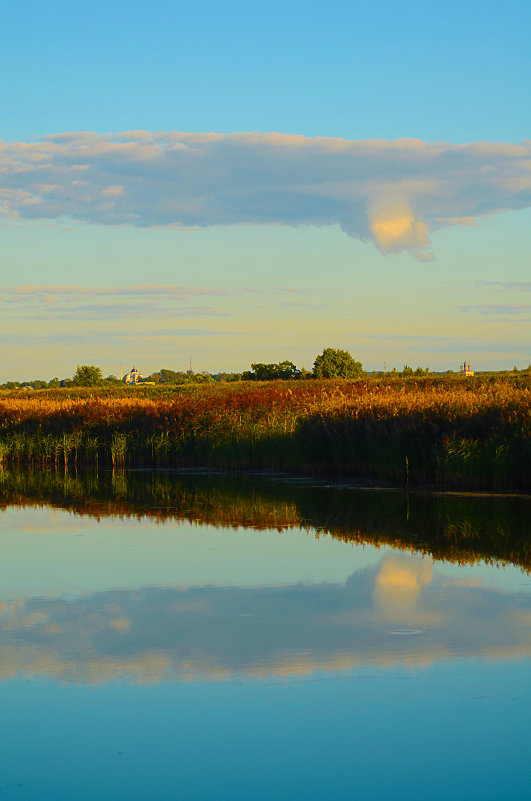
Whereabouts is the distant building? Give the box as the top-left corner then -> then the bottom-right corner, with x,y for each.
124,366 -> 143,385
460,360 -> 475,377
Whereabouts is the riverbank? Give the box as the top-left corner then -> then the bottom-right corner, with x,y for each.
0,376 -> 529,491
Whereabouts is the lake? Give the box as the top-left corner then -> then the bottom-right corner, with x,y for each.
0,469 -> 530,800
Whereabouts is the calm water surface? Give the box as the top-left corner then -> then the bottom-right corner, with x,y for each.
0,470 -> 530,800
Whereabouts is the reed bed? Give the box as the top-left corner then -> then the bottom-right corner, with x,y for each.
0,376 -> 529,490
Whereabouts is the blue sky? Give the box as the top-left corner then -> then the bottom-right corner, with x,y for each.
4,0 -> 531,143
1,0 -> 530,378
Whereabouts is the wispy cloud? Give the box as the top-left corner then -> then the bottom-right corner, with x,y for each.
2,328 -> 246,347
278,302 -> 327,311
477,281 -> 531,292
459,304 -> 531,315
367,333 -> 530,354
2,285 -> 230,300
1,285 -> 307,301
0,284 -> 312,321
1,132 -> 530,260
21,304 -> 230,321
2,332 -> 126,347
144,328 -> 250,338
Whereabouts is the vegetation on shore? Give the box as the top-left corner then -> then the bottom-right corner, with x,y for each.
0,375 -> 529,490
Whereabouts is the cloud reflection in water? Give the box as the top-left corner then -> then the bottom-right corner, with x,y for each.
1,554 -> 530,684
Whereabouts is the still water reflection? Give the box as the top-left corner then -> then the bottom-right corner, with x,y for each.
2,545 -> 531,683
0,469 -> 529,800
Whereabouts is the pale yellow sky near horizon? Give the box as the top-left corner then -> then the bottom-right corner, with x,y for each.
1,207 -> 530,380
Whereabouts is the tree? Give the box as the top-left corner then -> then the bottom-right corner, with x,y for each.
211,372 -> 242,382
150,368 -> 188,384
400,365 -> 429,377
192,372 -> 214,383
313,348 -> 363,379
246,361 -> 300,381
72,365 -> 104,386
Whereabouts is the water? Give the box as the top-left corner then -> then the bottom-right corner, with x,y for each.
0,469 -> 529,800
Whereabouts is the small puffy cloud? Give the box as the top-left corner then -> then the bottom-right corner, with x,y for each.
101,185 -> 124,197
1,132 -> 531,259
368,192 -> 430,255
109,617 -> 131,632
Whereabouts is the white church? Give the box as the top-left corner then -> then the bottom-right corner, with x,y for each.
124,366 -> 143,385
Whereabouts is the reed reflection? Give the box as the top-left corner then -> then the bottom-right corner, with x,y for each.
1,467 -> 530,572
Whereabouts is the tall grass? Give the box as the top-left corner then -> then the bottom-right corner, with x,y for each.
0,376 -> 529,490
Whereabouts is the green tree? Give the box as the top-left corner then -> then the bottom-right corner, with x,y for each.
158,368 -> 188,384
211,372 -> 242,382
72,365 -> 104,386
193,372 -> 214,383
313,348 -> 363,379
399,365 -> 429,377
247,361 -> 300,380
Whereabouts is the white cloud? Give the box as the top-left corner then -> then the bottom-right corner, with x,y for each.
1,132 -> 531,259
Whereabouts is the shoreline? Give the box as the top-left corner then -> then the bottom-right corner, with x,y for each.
1,377 -> 529,492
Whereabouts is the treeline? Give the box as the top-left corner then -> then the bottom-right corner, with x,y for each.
0,347 -> 430,389
2,350 -> 530,390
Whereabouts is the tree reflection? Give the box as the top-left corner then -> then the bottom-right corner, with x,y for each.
0,467 -> 529,571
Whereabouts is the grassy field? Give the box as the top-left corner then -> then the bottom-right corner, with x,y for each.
0,375 -> 529,490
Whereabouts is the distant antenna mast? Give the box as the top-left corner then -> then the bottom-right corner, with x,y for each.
384,360 -> 387,373
189,354 -> 193,373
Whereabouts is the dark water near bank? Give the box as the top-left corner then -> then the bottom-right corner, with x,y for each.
0,469 -> 530,799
